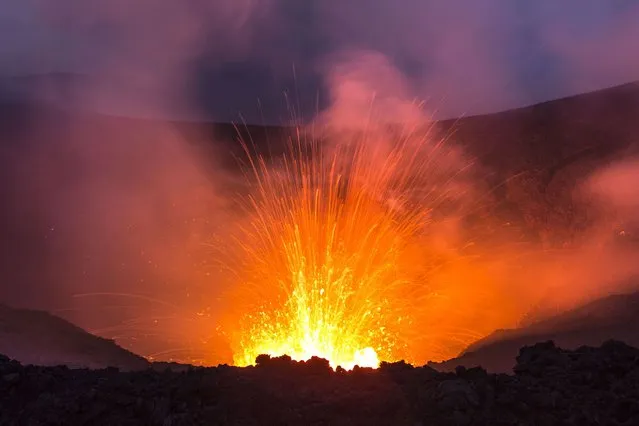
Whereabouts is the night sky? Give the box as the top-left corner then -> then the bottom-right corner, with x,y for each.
0,0 -> 638,122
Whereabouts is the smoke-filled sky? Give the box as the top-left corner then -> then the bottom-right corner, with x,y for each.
0,0 -> 638,121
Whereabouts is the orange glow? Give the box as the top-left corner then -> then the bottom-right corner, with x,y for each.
221,125 -> 493,370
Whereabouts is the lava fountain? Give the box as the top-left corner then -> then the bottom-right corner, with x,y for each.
223,124 -> 470,370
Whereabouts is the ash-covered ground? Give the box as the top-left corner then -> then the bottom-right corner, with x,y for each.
2,340 -> 639,426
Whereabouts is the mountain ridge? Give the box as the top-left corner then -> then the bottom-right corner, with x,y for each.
429,289 -> 639,373
0,303 -> 149,371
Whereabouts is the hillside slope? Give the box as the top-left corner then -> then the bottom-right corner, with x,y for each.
429,289 -> 639,373
0,304 -> 149,370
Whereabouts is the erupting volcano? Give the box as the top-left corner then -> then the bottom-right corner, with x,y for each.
223,125 -> 475,370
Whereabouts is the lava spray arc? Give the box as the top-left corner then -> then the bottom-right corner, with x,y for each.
222,121 -> 481,370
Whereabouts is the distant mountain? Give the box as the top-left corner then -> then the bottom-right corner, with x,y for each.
2,71 -> 639,132
0,304 -> 149,371
185,79 -> 639,179
439,81 -> 639,181
429,289 -> 639,374
2,72 -> 638,158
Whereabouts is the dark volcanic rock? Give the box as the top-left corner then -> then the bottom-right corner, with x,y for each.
2,341 -> 639,425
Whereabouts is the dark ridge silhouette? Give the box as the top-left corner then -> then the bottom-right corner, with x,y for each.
1,74 -> 638,173
429,289 -> 639,374
438,81 -> 639,189
0,304 -> 149,371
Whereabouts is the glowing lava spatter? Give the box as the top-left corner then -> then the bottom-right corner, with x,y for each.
225,127 -> 455,370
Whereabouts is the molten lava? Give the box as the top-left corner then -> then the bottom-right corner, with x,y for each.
224,127 -> 454,370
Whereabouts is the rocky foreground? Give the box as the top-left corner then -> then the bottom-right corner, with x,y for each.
2,341 -> 639,425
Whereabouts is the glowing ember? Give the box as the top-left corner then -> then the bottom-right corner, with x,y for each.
223,126 -> 469,370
